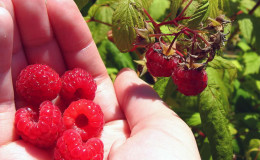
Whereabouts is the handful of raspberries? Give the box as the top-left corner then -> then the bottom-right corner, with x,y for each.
15,64 -> 104,160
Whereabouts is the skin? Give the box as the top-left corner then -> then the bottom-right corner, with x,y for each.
0,0 -> 201,159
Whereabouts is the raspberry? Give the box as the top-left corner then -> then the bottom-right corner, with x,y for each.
16,64 -> 61,104
172,67 -> 208,96
54,129 -> 104,160
60,68 -> 97,101
145,42 -> 180,77
63,99 -> 104,141
15,101 -> 64,148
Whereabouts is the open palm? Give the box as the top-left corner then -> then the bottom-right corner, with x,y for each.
0,0 -> 200,159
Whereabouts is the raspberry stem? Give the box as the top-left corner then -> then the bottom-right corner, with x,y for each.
166,30 -> 182,55
86,18 -> 112,27
178,0 -> 193,18
185,27 -> 210,46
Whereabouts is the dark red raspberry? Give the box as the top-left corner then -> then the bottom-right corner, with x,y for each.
63,99 -> 104,141
16,64 -> 61,104
172,67 -> 208,96
145,42 -> 180,77
54,129 -> 104,160
60,68 -> 97,101
15,101 -> 64,148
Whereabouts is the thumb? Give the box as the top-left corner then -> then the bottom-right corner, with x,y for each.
114,68 -> 201,159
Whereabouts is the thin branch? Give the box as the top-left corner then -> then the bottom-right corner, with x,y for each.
249,0 -> 260,15
178,0 -> 193,18
86,18 -> 112,27
143,8 -> 158,28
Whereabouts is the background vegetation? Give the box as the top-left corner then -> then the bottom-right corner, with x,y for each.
75,0 -> 260,159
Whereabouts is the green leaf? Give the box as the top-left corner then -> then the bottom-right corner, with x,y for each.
96,0 -> 118,5
185,112 -> 201,127
149,0 -> 170,21
181,0 -> 199,18
173,108 -> 201,127
218,0 -> 230,13
139,0 -> 153,10
169,0 -> 182,18
198,60 -> 235,159
74,0 -> 90,10
246,139 -> 260,160
187,0 -> 209,29
208,0 -> 220,18
236,113 -> 260,130
106,41 -> 136,69
98,40 -> 135,70
237,41 -> 251,52
208,56 -> 237,98
87,6 -> 114,43
112,0 -> 145,52
239,0 -> 260,16
238,15 -> 260,52
153,77 -> 172,100
243,52 -> 260,75
200,138 -> 213,160
238,17 -> 254,44
199,77 -> 233,159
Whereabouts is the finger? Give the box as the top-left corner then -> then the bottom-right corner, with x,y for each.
114,68 -> 175,130
46,0 -> 123,122
0,5 -> 16,145
114,69 -> 195,134
114,69 -> 200,158
12,0 -> 66,75
1,0 -> 28,82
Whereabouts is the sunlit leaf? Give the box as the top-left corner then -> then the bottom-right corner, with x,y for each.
153,77 -> 172,100
112,0 -> 145,52
87,6 -> 114,43
187,0 -> 209,29
169,0 -> 182,18
243,52 -> 260,75
149,0 -> 170,21
199,72 -> 233,159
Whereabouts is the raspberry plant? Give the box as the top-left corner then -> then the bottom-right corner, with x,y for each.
80,0 -> 260,159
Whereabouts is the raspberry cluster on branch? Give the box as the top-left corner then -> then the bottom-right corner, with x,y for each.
132,1 -> 230,96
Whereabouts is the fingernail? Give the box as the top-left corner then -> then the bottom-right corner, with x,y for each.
115,68 -> 137,80
118,68 -> 136,76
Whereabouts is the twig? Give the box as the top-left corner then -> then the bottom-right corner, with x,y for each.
178,0 -> 193,18
86,18 -> 112,27
249,0 -> 260,15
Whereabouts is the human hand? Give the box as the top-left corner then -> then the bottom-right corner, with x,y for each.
0,0 -> 200,159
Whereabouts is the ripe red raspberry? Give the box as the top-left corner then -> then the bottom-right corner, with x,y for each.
145,42 -> 180,77
15,101 -> 64,148
60,68 -> 97,101
16,64 -> 61,104
54,129 -> 104,160
63,99 -> 104,141
172,67 -> 208,96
